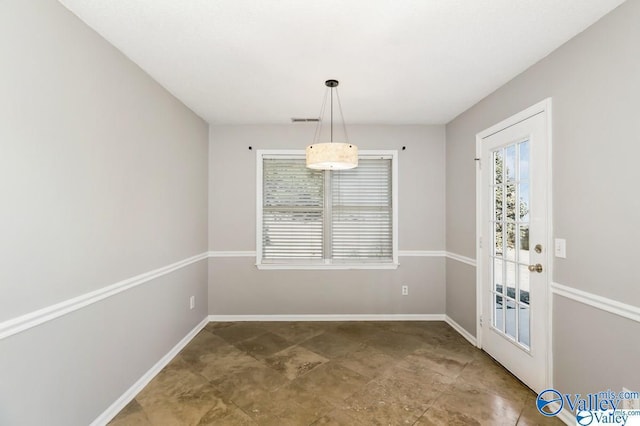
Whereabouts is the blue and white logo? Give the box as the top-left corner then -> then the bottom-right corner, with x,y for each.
537,388 -> 564,416
536,388 -> 640,424
576,411 -> 594,425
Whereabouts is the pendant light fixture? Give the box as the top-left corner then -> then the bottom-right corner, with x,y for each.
306,80 -> 358,170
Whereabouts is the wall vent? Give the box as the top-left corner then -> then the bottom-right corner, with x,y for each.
291,118 -> 320,122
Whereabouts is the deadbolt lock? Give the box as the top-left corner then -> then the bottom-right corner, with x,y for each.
528,264 -> 543,273
534,244 -> 542,253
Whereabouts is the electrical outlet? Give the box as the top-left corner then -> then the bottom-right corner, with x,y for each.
622,388 -> 639,410
189,296 -> 195,310
402,285 -> 409,296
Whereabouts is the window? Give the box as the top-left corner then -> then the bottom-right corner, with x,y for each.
257,150 -> 398,269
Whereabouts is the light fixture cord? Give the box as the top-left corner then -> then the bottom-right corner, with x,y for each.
335,87 -> 349,144
330,86 -> 333,142
313,88 -> 329,144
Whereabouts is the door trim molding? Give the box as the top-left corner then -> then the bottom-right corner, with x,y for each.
475,97 -> 553,389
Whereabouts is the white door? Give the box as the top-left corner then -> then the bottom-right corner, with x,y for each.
477,100 -> 551,393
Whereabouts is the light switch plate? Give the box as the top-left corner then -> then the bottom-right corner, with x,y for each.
554,238 -> 566,258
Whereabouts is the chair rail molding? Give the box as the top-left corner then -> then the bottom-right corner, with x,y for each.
551,281 -> 640,323
0,252 -> 209,340
208,249 -> 477,268
445,252 -> 477,267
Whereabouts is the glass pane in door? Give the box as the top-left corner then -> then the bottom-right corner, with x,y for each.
490,140 -> 531,349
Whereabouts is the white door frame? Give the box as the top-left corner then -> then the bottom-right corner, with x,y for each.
475,98 -> 553,390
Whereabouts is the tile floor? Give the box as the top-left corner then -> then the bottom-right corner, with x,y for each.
109,321 -> 563,425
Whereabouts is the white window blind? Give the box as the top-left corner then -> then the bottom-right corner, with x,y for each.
260,153 -> 396,267
331,159 -> 393,261
262,159 -> 324,261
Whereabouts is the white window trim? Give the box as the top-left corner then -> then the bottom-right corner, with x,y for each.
256,149 -> 398,270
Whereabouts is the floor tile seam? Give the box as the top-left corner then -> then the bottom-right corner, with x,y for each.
338,343 -> 373,359
290,332 -> 326,346
342,390 -> 438,426
391,361 -> 461,384
268,330 -> 325,345
181,360 -> 225,390
238,342 -> 300,364
300,402 -> 338,426
456,360 -> 535,402
225,331 -> 271,346
386,330 -> 435,340
404,348 -> 473,367
452,357 -> 478,381
326,404 -> 368,426
331,335 -> 376,348
514,407 -> 528,426
274,361 -> 328,382
411,404 -> 433,426
187,363 -> 275,413
136,384 -> 224,425
400,353 -> 472,380
197,395 -> 249,425
305,377 -> 370,408
450,375 -> 530,410
234,391 -> 313,425
331,358 -> 397,381
128,399 -> 153,426
264,349 -> 333,384
409,395 -> 442,426
446,375 -> 491,396
323,358 -> 378,386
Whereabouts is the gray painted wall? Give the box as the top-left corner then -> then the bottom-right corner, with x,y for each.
210,257 -> 445,315
445,0 -> 639,395
0,264 -> 208,426
553,296 -> 640,395
0,1 -> 209,424
444,258 -> 476,335
209,124 -> 446,315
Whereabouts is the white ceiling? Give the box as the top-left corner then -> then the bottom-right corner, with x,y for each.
59,0 -> 625,125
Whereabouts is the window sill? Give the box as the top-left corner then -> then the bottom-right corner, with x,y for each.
256,263 -> 399,270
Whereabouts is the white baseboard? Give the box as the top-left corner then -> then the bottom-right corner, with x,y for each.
444,315 -> 478,346
91,317 -> 209,426
558,408 -> 575,425
208,314 -> 446,322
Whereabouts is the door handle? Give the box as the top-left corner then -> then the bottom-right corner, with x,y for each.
528,264 -> 543,273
